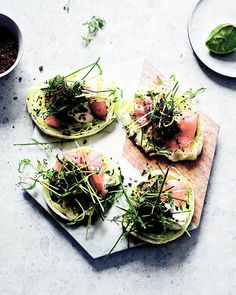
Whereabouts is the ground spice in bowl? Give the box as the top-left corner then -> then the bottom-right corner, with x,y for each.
0,27 -> 18,74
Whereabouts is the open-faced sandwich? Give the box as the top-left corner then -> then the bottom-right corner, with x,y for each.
122,76 -> 204,161
19,147 -> 120,224
122,168 -> 194,244
27,58 -> 121,138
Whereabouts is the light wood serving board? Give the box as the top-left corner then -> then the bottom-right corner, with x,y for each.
123,60 -> 220,228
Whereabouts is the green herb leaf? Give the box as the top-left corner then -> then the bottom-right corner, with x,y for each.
82,16 -> 106,46
20,180 -> 37,190
82,35 -> 92,46
18,159 -> 32,173
206,24 -> 236,54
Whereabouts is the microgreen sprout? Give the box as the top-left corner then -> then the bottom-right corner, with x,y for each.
18,151 -> 121,229
82,16 -> 106,45
109,168 -> 191,254
182,87 -> 205,99
39,57 -> 120,128
128,77 -> 205,149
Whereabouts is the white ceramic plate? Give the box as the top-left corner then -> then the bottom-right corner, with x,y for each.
188,0 -> 236,77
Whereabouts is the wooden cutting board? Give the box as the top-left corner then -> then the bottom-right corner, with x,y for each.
123,60 -> 219,228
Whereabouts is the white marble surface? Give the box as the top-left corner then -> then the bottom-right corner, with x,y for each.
0,0 -> 235,294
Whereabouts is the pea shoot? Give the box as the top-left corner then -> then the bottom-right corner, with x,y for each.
109,168 -> 193,254
18,148 -> 122,229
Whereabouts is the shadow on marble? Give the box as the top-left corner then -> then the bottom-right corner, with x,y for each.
89,230 -> 200,272
23,190 -> 93,260
0,65 -> 24,127
23,187 -> 202,271
194,53 -> 236,90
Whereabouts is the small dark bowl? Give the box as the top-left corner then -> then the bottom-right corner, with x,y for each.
0,13 -> 23,78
